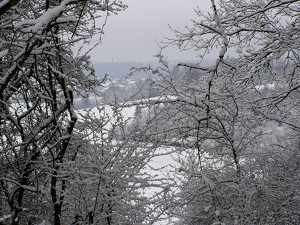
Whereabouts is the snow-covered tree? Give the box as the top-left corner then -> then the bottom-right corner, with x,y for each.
62,106 -> 167,225
147,0 -> 300,224
0,1 -> 126,224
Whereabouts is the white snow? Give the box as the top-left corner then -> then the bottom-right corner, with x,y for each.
76,99 -> 180,225
14,0 -> 75,32
0,49 -> 8,58
201,171 -> 215,190
204,205 -> 212,212
0,214 -> 11,222
0,0 -> 10,8
255,83 -> 275,91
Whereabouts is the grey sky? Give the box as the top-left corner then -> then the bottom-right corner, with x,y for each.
90,0 -> 211,63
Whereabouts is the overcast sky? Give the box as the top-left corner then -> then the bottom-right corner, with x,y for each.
90,0 -> 211,63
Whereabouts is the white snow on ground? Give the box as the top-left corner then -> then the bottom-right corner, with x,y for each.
144,148 -> 180,225
77,103 -> 136,128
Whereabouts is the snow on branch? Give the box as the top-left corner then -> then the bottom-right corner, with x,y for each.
0,177 -> 45,193
0,0 -> 20,16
